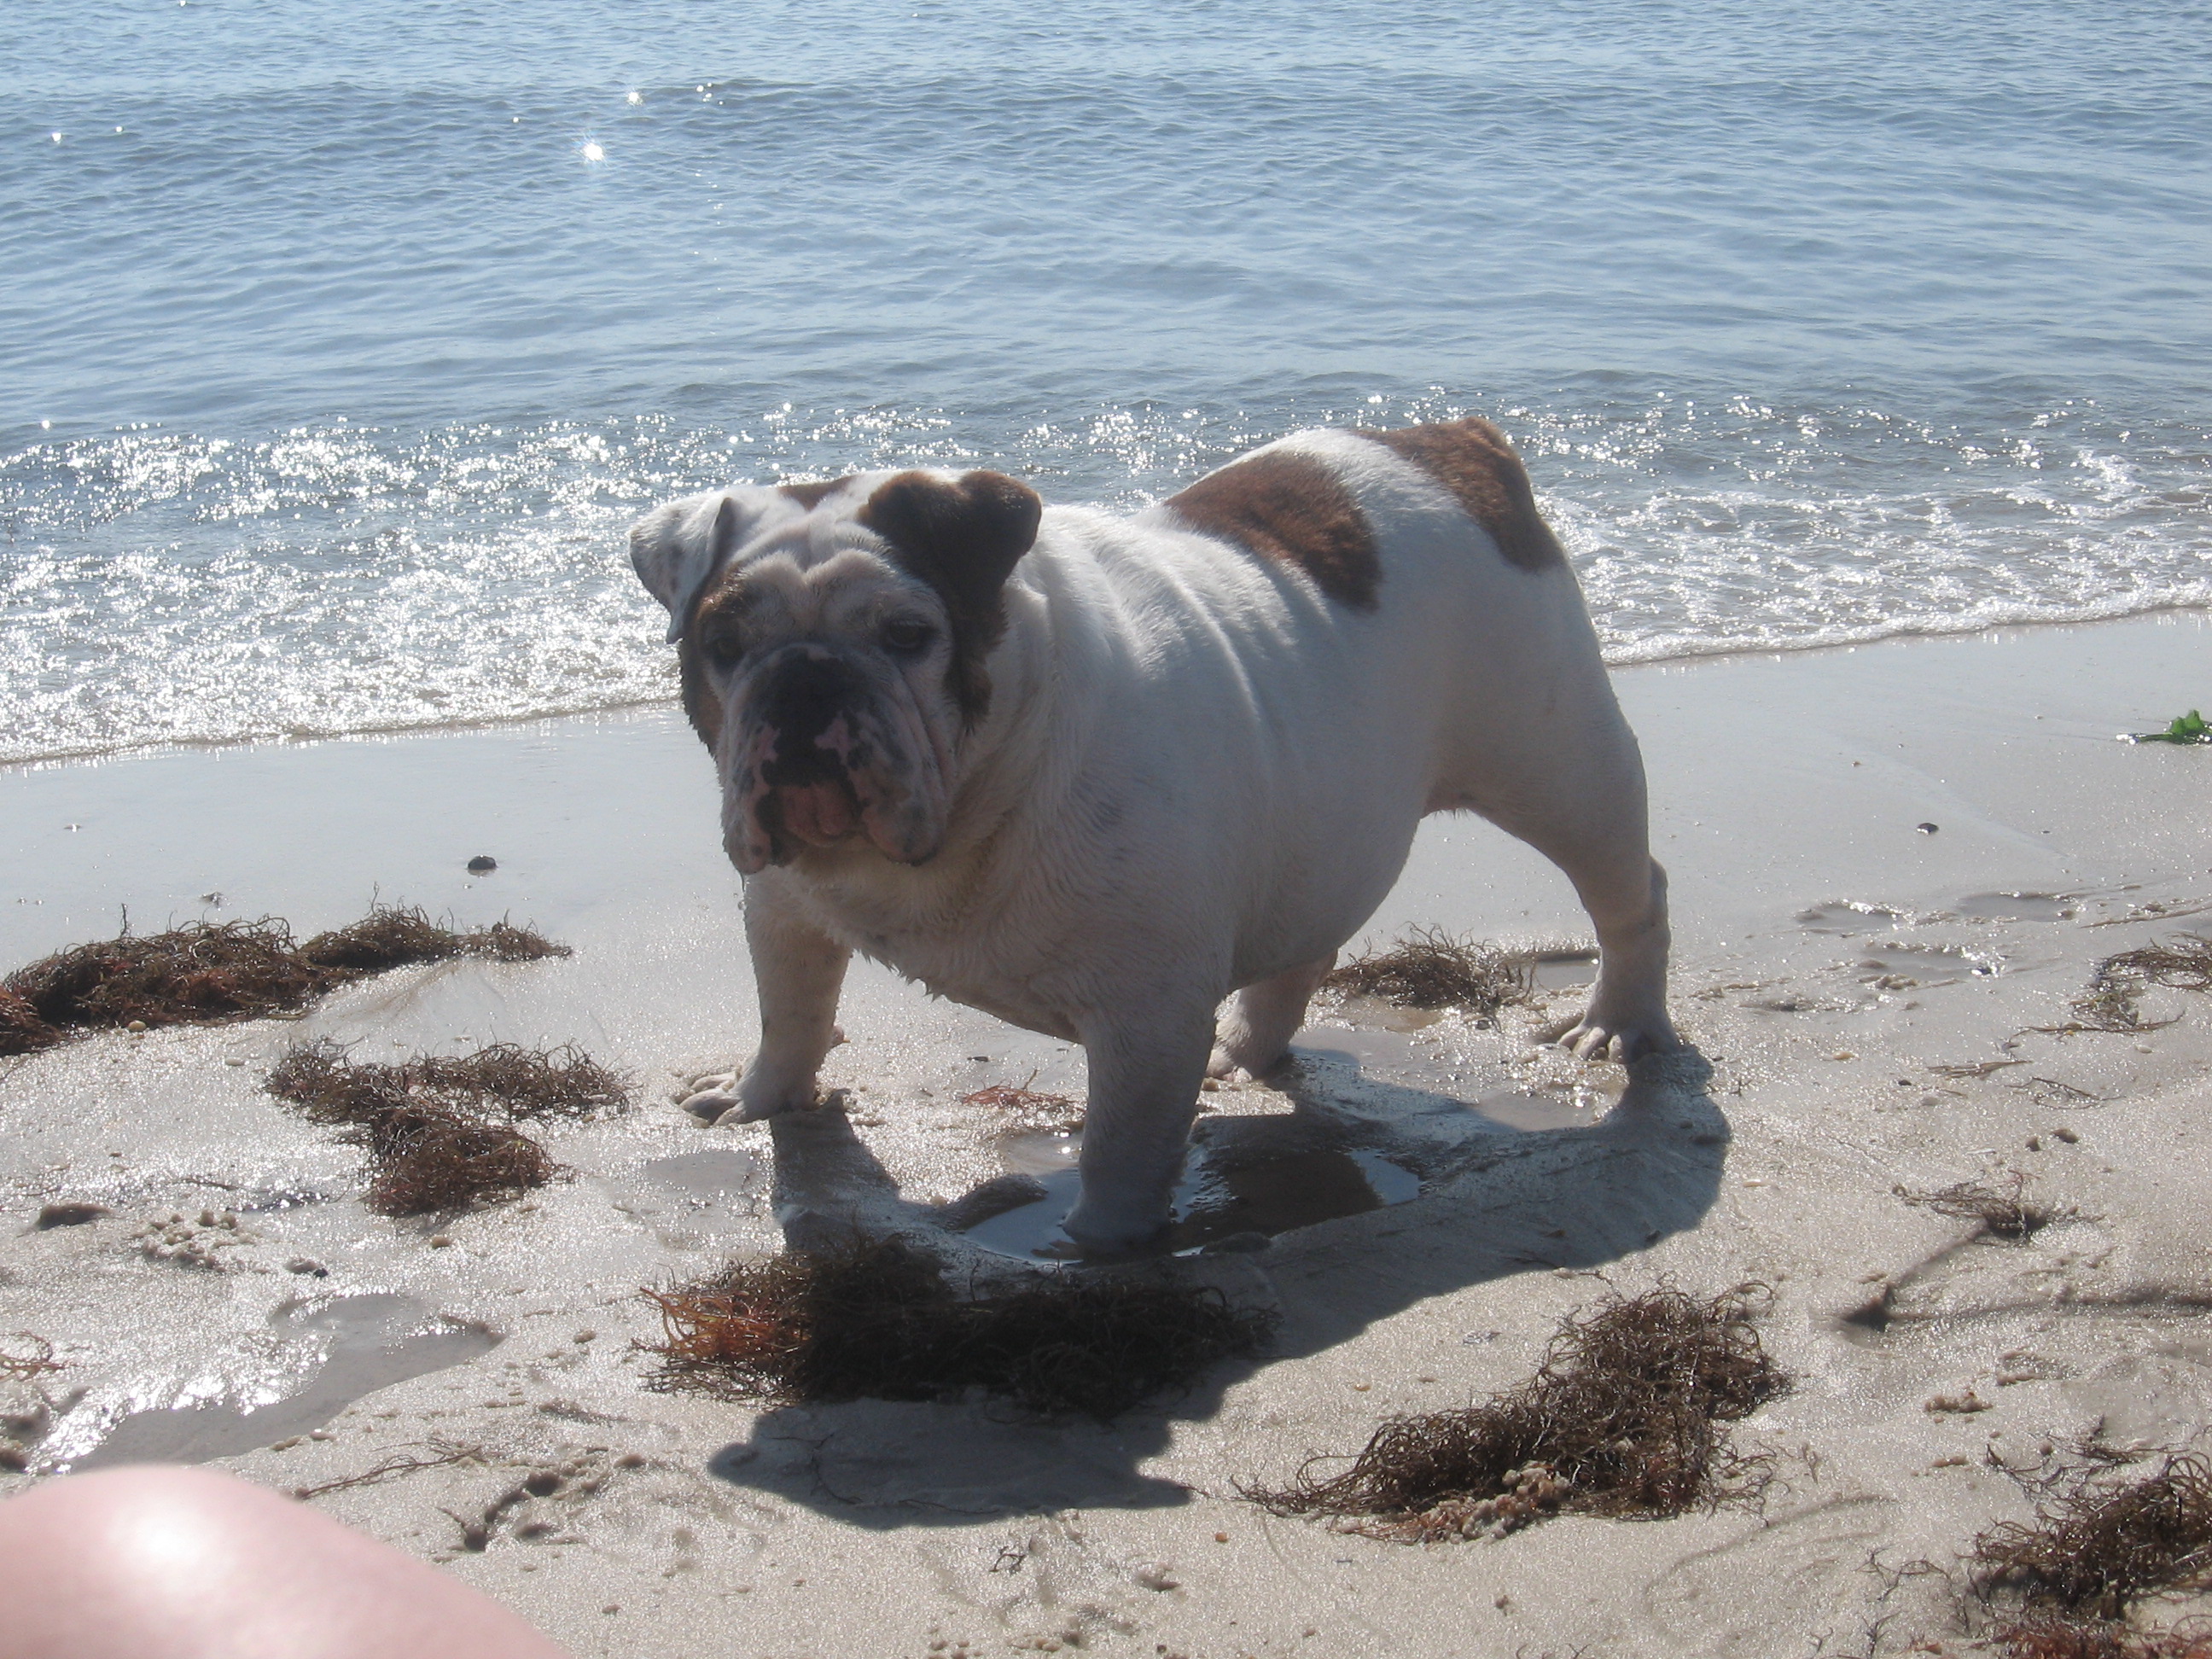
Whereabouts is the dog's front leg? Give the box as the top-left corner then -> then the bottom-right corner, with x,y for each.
683,882 -> 852,1124
1063,1003 -> 1215,1254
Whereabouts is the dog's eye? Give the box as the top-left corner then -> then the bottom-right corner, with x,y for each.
701,632 -> 743,668
881,619 -> 934,655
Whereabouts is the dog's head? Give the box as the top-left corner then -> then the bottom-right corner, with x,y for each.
631,469 -> 1042,874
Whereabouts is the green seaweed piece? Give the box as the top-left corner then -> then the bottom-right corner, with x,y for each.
2132,710 -> 2210,745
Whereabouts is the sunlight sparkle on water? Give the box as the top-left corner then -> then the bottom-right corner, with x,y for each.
579,139 -> 605,164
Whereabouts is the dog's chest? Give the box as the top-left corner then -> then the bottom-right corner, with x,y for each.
787,873 -> 1085,1041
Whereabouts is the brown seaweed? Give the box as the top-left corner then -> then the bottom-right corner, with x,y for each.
0,1334 -> 61,1381
1324,927 -> 1536,1015
0,906 -> 569,1055
1243,1284 -> 1789,1541
264,1039 -> 620,1215
1970,1452 -> 2212,1621
265,1040 -> 624,1125
2058,936 -> 2212,1034
1992,1614 -> 2212,1659
1896,1173 -> 2052,1240
640,1235 -> 1274,1420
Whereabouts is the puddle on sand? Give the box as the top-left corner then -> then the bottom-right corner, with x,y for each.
620,1150 -> 761,1245
1469,1083 -> 1620,1132
1953,892 -> 2078,922
1529,950 -> 1598,992
641,1149 -> 760,1201
71,1295 -> 498,1470
1796,901 -> 1913,934
1332,993 -> 1446,1033
1856,940 -> 2001,978
965,1121 -> 1420,1260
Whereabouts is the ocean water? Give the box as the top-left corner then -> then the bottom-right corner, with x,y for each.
3,0 -> 2207,764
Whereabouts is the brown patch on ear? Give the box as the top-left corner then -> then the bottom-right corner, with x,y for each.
777,478 -> 847,509
857,470 -> 1042,725
1358,418 -> 1564,570
1164,451 -> 1380,609
677,637 -> 723,753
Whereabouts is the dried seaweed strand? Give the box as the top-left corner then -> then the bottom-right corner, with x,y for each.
294,1438 -> 484,1499
0,1334 -> 61,1380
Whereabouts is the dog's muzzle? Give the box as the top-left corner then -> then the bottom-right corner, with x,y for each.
721,646 -> 941,873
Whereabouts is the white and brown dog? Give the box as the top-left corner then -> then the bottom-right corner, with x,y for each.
630,419 -> 1679,1254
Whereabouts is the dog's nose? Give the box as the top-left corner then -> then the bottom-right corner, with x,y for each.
756,649 -> 862,786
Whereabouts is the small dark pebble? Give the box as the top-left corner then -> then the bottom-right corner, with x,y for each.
1916,823 -> 1939,834
466,855 -> 498,873
35,1201 -> 114,1229
522,1470 -> 564,1496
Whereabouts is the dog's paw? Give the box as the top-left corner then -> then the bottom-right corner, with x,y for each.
1204,1046 -> 1260,1085
1205,1034 -> 1289,1083
1538,1006 -> 1681,1063
1061,1196 -> 1169,1259
679,1062 -> 815,1125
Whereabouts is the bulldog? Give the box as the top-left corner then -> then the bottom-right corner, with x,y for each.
630,418 -> 1679,1254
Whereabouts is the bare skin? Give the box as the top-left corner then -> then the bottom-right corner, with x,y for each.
0,1465 -> 573,1659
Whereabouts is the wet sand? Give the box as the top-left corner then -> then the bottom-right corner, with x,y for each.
3,611 -> 2210,1656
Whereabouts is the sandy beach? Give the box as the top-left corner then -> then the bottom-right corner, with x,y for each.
3,609 -> 2209,1658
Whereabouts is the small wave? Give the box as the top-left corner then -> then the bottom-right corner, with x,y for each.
3,392 -> 2206,765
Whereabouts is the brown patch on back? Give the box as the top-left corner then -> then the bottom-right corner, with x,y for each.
1163,451 -> 1380,610
1358,418 -> 1564,570
857,470 -> 1042,726
777,478 -> 847,509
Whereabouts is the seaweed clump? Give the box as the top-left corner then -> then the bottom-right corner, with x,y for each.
297,911 -> 568,974
1896,1173 -> 2052,1240
265,1039 -> 622,1215
2059,935 -> 2212,1034
1324,927 -> 1535,1016
1244,1284 -> 1789,1541
1971,1452 -> 2212,1623
1992,1615 -> 2212,1659
265,1041 -> 623,1124
0,907 -> 569,1055
641,1235 -> 1274,1420
0,987 -> 61,1057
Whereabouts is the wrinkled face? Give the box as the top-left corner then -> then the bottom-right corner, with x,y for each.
630,469 -> 1041,874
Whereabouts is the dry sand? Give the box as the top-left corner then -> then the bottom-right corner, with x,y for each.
3,611 -> 2209,1657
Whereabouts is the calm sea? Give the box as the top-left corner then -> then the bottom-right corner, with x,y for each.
3,0 -> 2207,763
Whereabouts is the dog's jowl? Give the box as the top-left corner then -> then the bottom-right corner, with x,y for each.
630,419 -> 1678,1254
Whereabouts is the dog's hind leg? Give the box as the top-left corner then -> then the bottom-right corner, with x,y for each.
1461,713 -> 1679,1062
682,879 -> 853,1124
1208,953 -> 1336,1081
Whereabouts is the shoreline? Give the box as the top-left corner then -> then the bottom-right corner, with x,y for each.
8,602 -> 2208,777
3,609 -> 2209,1657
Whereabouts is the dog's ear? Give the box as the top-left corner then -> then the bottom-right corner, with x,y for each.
631,492 -> 749,644
857,470 -> 1042,725
856,470 -> 1042,621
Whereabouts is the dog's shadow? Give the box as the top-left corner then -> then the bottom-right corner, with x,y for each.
704,1045 -> 1730,1528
